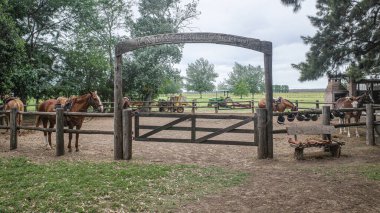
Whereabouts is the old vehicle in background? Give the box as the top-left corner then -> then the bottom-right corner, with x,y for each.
158,95 -> 191,113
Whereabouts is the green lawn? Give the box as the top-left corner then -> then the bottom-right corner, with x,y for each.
0,157 -> 248,212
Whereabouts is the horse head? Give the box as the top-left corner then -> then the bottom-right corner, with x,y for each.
283,99 -> 298,111
355,91 -> 374,107
88,91 -> 104,112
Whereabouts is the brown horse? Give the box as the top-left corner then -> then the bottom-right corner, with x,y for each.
334,91 -> 373,138
258,97 -> 298,112
2,96 -> 24,134
36,96 -> 68,148
64,91 -> 103,152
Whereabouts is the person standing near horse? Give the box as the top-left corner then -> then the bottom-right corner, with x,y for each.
334,91 -> 373,138
1,95 -> 24,135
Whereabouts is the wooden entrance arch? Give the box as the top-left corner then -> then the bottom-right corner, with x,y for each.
114,32 -> 273,160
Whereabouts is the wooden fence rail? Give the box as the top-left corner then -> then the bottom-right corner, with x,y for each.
1,104 -> 377,159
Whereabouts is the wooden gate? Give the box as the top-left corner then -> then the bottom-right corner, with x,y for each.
134,112 -> 257,146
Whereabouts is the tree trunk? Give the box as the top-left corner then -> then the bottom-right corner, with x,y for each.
142,91 -> 153,112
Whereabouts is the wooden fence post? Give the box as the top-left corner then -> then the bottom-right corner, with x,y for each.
253,114 -> 258,145
316,100 -> 319,109
322,106 -> 331,140
214,105 -> 218,113
10,107 -> 17,150
56,107 -> 65,156
251,100 -> 254,113
134,113 -> 140,138
366,104 -> 375,146
257,108 -> 268,159
123,109 -> 133,160
295,100 -> 299,108
192,100 -> 196,114
191,114 -> 196,142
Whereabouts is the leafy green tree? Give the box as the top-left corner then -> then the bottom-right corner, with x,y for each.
124,0 -> 199,102
281,0 -> 305,12
290,1 -> 380,81
0,0 -> 25,94
159,71 -> 183,96
57,45 -> 110,96
71,0 -> 133,100
185,58 -> 218,98
10,68 -> 55,102
217,80 -> 230,91
232,80 -> 250,99
227,63 -> 264,99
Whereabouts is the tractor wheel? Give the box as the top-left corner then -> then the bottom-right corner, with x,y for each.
177,107 -> 184,113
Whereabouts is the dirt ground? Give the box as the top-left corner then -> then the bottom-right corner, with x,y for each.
1,115 -> 380,212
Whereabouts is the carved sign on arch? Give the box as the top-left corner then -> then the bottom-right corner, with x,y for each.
115,32 -> 272,56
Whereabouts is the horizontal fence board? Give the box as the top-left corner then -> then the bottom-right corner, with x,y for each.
333,122 -> 366,128
135,137 -> 256,146
139,125 -> 254,133
273,129 -> 287,134
64,129 -> 114,135
20,126 -> 56,132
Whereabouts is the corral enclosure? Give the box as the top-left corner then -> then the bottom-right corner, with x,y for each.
1,114 -> 380,211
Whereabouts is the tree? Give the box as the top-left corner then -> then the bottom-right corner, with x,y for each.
185,58 -> 218,98
159,70 -> 183,96
281,0 -> 305,12
70,0 -> 133,100
217,80 -> 230,91
232,80 -> 250,99
227,63 -> 264,99
124,0 -> 199,101
289,1 -> 380,81
58,45 -> 110,96
0,0 -> 25,94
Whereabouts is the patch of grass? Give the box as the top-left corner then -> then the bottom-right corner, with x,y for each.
361,165 -> 380,181
0,157 -> 248,212
296,164 -> 380,181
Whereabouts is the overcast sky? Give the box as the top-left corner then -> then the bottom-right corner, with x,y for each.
175,0 -> 327,89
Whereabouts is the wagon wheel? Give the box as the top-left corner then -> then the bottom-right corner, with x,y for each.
176,107 -> 184,113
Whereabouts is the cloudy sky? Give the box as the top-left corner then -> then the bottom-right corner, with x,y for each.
175,0 -> 327,89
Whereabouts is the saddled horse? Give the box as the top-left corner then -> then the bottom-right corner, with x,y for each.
258,97 -> 298,112
2,96 -> 24,134
334,91 -> 373,138
64,91 -> 103,152
36,96 -> 69,148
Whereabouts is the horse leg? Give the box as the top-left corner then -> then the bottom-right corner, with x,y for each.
355,117 -> 360,137
68,125 -> 73,152
339,118 -> 343,134
42,120 -> 51,149
75,125 -> 81,152
347,118 -> 351,138
48,122 -> 55,149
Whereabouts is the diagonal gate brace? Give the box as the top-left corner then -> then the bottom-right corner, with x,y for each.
138,114 -> 192,139
195,117 -> 253,143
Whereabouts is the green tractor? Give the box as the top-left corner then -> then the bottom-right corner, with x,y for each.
207,97 -> 233,108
